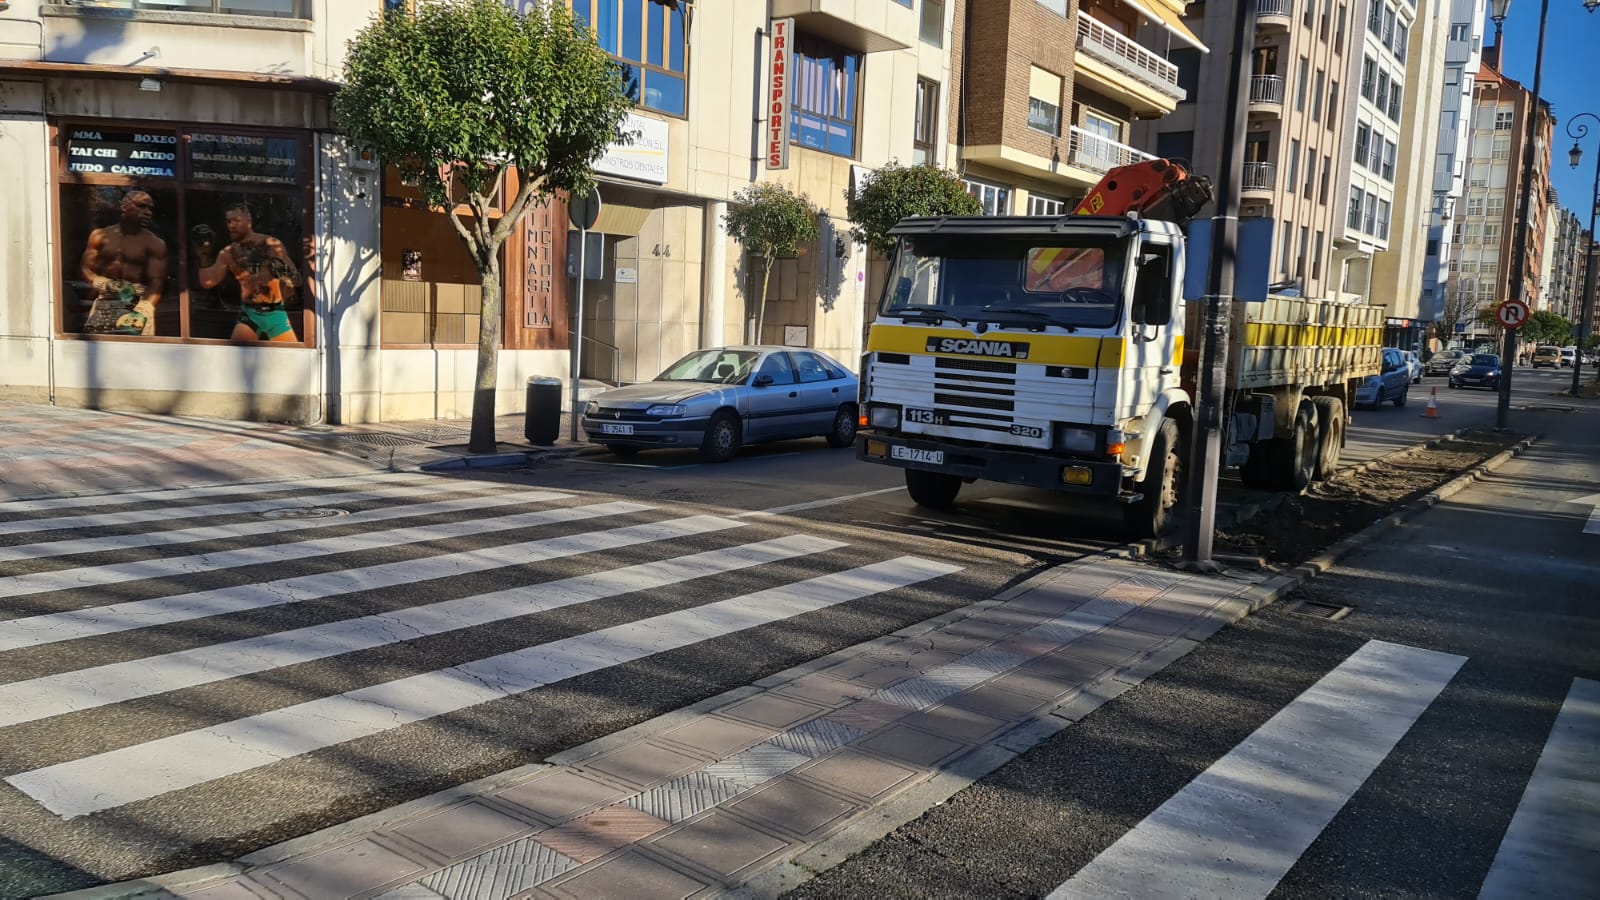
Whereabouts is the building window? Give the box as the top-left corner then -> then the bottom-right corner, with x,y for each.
1487,196 -> 1505,216
1036,0 -> 1068,15
1388,83 -> 1402,122
1492,137 -> 1511,160
1484,222 -> 1501,243
1155,130 -> 1195,161
1368,1 -> 1382,34
1312,68 -> 1325,122
1467,197 -> 1485,216
1376,72 -> 1390,114
1303,0 -> 1315,28
914,78 -> 940,165
1495,110 -> 1514,131
1382,140 -> 1396,181
1287,138 -> 1301,189
56,122 -> 313,345
1298,226 -> 1309,278
1028,66 -> 1063,136
1349,186 -> 1363,230
920,0 -> 945,47
1172,48 -> 1201,103
577,0 -> 689,116
1320,0 -> 1331,40
1393,21 -> 1408,60
1336,4 -> 1347,49
1305,147 -> 1316,198
1296,56 -> 1309,111
100,0 -> 308,16
1382,6 -> 1395,44
1361,57 -> 1376,101
1320,155 -> 1331,203
1377,199 -> 1391,240
1280,218 -> 1295,278
790,33 -> 863,158
1369,134 -> 1383,173
1313,230 -> 1325,280
963,179 -> 1011,216
1328,81 -> 1339,130
1354,125 -> 1371,169
1451,23 -> 1470,40
1364,192 -> 1377,234
1028,194 -> 1068,216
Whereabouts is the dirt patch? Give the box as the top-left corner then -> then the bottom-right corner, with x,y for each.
1190,428 -> 1527,564
1561,380 -> 1600,400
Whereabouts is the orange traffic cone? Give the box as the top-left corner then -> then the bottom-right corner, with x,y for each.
1422,387 -> 1440,418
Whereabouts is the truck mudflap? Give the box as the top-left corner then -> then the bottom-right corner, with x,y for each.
856,433 -> 1129,499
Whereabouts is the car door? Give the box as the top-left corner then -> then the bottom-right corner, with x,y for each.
791,351 -> 847,434
744,352 -> 801,441
1382,349 -> 1407,394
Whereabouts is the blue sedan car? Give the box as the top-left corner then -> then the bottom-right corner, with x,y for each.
1355,348 -> 1412,409
581,346 -> 860,462
1449,353 -> 1502,390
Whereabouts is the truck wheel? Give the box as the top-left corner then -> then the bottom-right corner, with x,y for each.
1124,418 -> 1182,539
1279,403 -> 1318,491
1309,396 -> 1344,481
905,469 -> 962,509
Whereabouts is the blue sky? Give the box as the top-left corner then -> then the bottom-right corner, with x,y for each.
1492,0 -> 1600,221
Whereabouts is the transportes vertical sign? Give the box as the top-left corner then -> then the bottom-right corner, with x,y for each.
766,18 -> 794,170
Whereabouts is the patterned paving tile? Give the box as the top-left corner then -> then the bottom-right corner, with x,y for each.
870,675 -> 966,711
1097,582 -> 1163,603
701,742 -> 811,789
958,647 -> 1029,675
534,806 -> 671,864
625,771 -> 746,824
822,698 -> 911,732
382,837 -> 579,899
768,717 -> 865,758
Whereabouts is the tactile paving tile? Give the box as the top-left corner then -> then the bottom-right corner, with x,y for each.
379,838 -> 579,900
702,742 -> 811,789
957,647 -> 1030,675
769,717 -> 866,758
871,675 -> 968,711
625,771 -> 746,824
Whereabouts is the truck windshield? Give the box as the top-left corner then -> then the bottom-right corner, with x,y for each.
880,236 -> 1127,330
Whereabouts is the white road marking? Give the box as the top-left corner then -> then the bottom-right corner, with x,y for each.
738,487 -> 905,518
1049,640 -> 1466,900
1479,677 -> 1600,899
0,501 -> 656,653
0,473 -> 435,515
0,477 -> 451,536
0,499 -> 644,601
0,515 -> 753,722
8,553 -> 956,818
1567,492 -> 1600,535
0,489 -> 570,562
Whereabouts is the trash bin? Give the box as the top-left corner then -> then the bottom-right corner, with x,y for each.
525,376 -> 563,446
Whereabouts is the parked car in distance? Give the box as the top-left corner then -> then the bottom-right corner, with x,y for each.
1449,353 -> 1502,390
1355,348 -> 1412,409
1402,350 -> 1423,383
580,346 -> 859,462
1531,346 -> 1563,368
1425,349 -> 1468,376
1560,347 -> 1576,367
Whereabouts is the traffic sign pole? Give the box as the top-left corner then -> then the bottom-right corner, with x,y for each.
568,188 -> 601,443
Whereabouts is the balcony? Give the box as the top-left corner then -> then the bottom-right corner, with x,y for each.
1074,13 -> 1185,117
1067,125 -> 1154,176
1248,75 -> 1285,115
1257,0 -> 1293,31
1242,161 -> 1277,200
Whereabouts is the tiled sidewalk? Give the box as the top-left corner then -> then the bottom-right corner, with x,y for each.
85,554 -> 1283,900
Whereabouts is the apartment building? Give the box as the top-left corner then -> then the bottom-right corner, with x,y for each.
1420,0 -> 1485,331
1133,0 -> 1359,300
1366,0 -> 1446,350
948,0 -> 1203,217
1545,204 -> 1586,321
0,0 -> 956,422
1443,44 -> 1554,343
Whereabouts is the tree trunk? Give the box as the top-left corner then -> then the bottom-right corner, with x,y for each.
755,256 -> 773,345
469,256 -> 502,454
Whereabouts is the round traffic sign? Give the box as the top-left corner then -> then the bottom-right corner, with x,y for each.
569,187 -> 602,231
1496,299 -> 1530,330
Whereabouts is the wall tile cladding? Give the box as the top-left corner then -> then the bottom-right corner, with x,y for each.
951,0 -> 1078,159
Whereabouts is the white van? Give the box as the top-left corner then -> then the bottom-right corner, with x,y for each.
1561,347 -> 1577,367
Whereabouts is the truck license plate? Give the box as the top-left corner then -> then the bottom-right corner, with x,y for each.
600,423 -> 634,435
891,446 -> 944,465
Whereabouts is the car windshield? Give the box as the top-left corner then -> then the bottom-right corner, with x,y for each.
1470,354 -> 1499,366
656,349 -> 760,385
881,235 -> 1129,330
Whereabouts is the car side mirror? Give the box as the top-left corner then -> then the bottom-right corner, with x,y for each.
753,374 -> 774,387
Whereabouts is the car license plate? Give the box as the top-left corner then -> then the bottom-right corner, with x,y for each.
891,445 -> 944,465
599,423 -> 634,435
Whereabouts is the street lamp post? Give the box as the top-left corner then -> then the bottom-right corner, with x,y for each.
1490,0 -> 1549,430
1566,113 -> 1600,394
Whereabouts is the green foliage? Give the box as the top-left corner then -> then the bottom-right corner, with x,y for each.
1584,333 -> 1600,351
723,182 -> 821,263
1522,309 -> 1573,346
845,163 -> 981,256
334,0 -> 631,242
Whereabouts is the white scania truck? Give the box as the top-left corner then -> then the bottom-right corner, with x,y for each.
855,159 -> 1386,537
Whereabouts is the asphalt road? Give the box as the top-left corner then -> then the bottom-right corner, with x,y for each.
790,403 -> 1600,898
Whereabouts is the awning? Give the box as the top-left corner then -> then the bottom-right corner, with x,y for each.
1123,0 -> 1208,53
0,59 -> 340,93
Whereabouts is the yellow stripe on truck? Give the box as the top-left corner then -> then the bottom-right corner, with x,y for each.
867,324 -> 1125,368
1244,323 -> 1380,348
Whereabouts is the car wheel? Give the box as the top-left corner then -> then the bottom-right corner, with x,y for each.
606,445 -> 640,458
698,411 -> 741,463
825,403 -> 857,448
1392,385 -> 1408,408
904,468 -> 962,509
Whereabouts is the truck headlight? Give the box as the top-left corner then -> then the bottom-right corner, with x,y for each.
646,404 -> 687,418
1055,426 -> 1098,453
868,405 -> 901,428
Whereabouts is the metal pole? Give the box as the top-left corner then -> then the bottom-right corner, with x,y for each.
1499,0 -> 1549,430
570,228 -> 587,442
1183,0 -> 1253,568
1573,118 -> 1600,394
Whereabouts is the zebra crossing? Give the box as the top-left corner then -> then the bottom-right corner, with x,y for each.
0,472 -> 963,829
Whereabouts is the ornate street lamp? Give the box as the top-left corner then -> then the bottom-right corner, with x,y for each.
1571,119 -> 1600,391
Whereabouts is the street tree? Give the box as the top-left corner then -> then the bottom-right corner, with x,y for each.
845,163 -> 980,256
334,0 -> 632,452
1436,289 -> 1477,343
1521,309 -> 1572,346
723,182 -> 819,344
